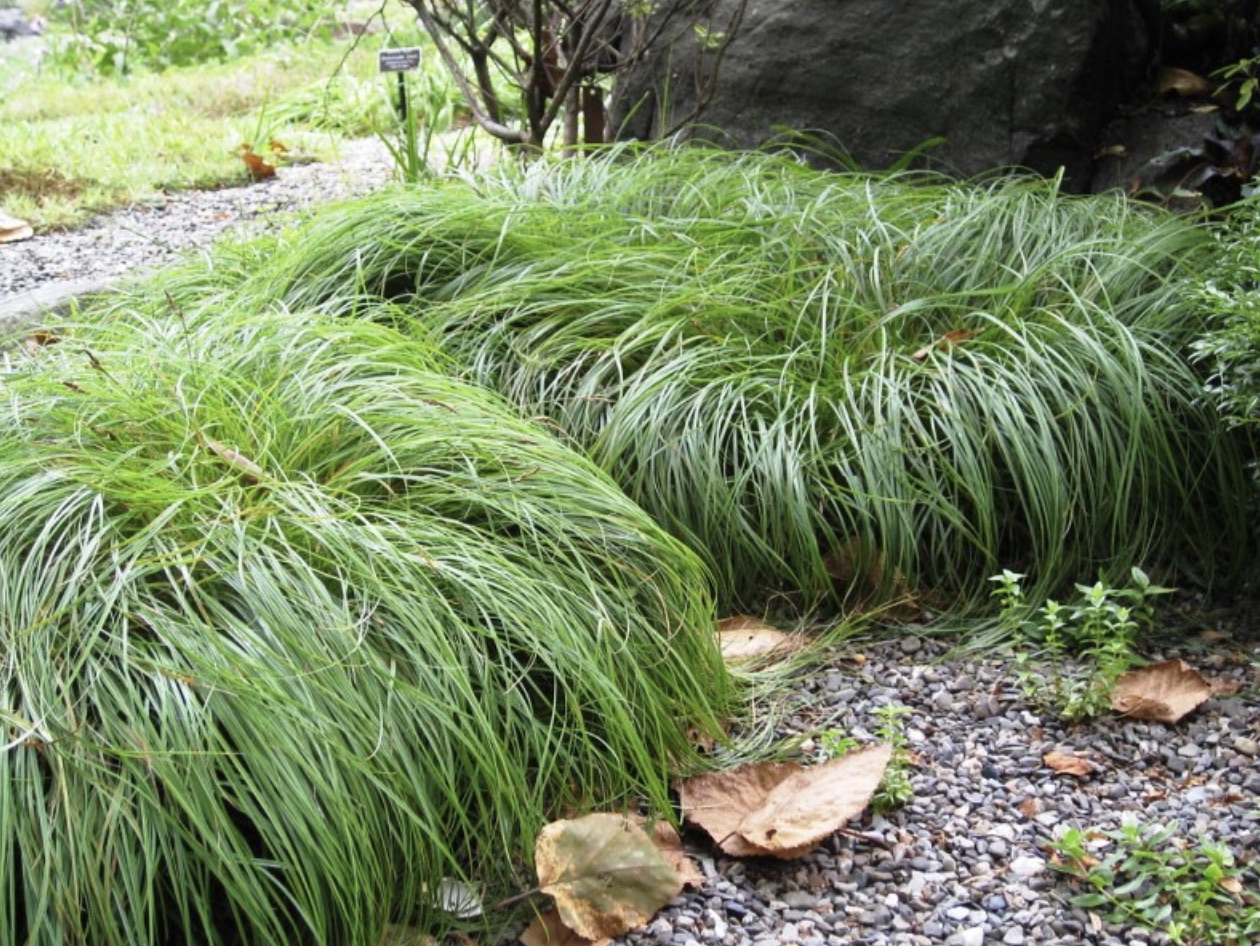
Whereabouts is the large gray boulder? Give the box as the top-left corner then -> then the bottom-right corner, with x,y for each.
613,0 -> 1157,188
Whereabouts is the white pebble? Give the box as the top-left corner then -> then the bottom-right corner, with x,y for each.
1008,855 -> 1046,878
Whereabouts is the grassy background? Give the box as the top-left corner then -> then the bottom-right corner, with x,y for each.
94,146 -> 1253,612
0,12 -> 458,228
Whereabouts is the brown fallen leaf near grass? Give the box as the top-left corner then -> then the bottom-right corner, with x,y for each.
678,744 -> 892,859
534,813 -> 684,942
519,910 -> 609,946
1111,659 -> 1213,723
715,615 -> 803,664
239,144 -> 276,180
0,211 -> 34,243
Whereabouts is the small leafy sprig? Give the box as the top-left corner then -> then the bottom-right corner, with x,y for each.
991,567 -> 1173,721
818,704 -> 914,814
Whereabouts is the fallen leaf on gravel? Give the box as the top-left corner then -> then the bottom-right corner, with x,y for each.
633,818 -> 703,889
1157,66 -> 1212,97
679,761 -> 797,857
239,145 -> 276,180
1042,752 -> 1094,778
519,910 -> 609,946
715,616 -> 801,664
679,745 -> 892,860
1219,876 -> 1244,897
0,212 -> 33,244
535,813 -> 683,941
1111,659 -> 1212,723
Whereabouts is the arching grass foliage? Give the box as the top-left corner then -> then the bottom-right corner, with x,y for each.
0,308 -> 731,946
104,145 -> 1252,609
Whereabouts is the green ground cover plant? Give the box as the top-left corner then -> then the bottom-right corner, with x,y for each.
1051,821 -> 1260,945
114,145 -> 1251,611
0,306 -> 732,946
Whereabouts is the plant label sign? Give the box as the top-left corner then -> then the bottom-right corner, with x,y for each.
379,47 -> 422,73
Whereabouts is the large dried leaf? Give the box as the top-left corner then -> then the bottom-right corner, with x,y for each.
519,910 -> 609,946
737,745 -> 893,855
637,817 -> 703,888
716,616 -> 801,664
0,212 -> 33,244
678,761 -> 800,857
1111,659 -> 1212,723
679,745 -> 892,860
535,813 -> 683,941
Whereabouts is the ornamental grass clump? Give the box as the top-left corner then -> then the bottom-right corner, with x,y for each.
0,308 -> 731,946
104,146 -> 1250,609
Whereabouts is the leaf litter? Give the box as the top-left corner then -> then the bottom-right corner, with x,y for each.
534,813 -> 684,941
715,615 -> 803,664
1111,659 -> 1214,723
678,744 -> 893,859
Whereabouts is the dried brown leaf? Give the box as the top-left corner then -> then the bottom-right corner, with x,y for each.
204,439 -> 265,483
0,212 -> 33,244
1111,659 -> 1212,723
1042,751 -> 1094,778
240,147 -> 276,180
519,910 -> 609,946
679,761 -> 799,857
737,745 -> 893,855
535,813 -> 682,941
679,746 -> 892,860
716,616 -> 801,664
1157,66 -> 1212,97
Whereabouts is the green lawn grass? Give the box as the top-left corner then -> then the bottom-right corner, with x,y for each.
0,21 -> 452,229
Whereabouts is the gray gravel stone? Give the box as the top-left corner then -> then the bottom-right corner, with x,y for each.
0,138 -> 397,334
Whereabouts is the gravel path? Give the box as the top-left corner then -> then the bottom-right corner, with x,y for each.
622,628 -> 1259,946
2,139 -> 1258,946
0,138 -> 396,333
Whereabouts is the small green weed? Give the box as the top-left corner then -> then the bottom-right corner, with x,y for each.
1050,821 -> 1260,945
819,704 -> 914,813
993,567 -> 1173,721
